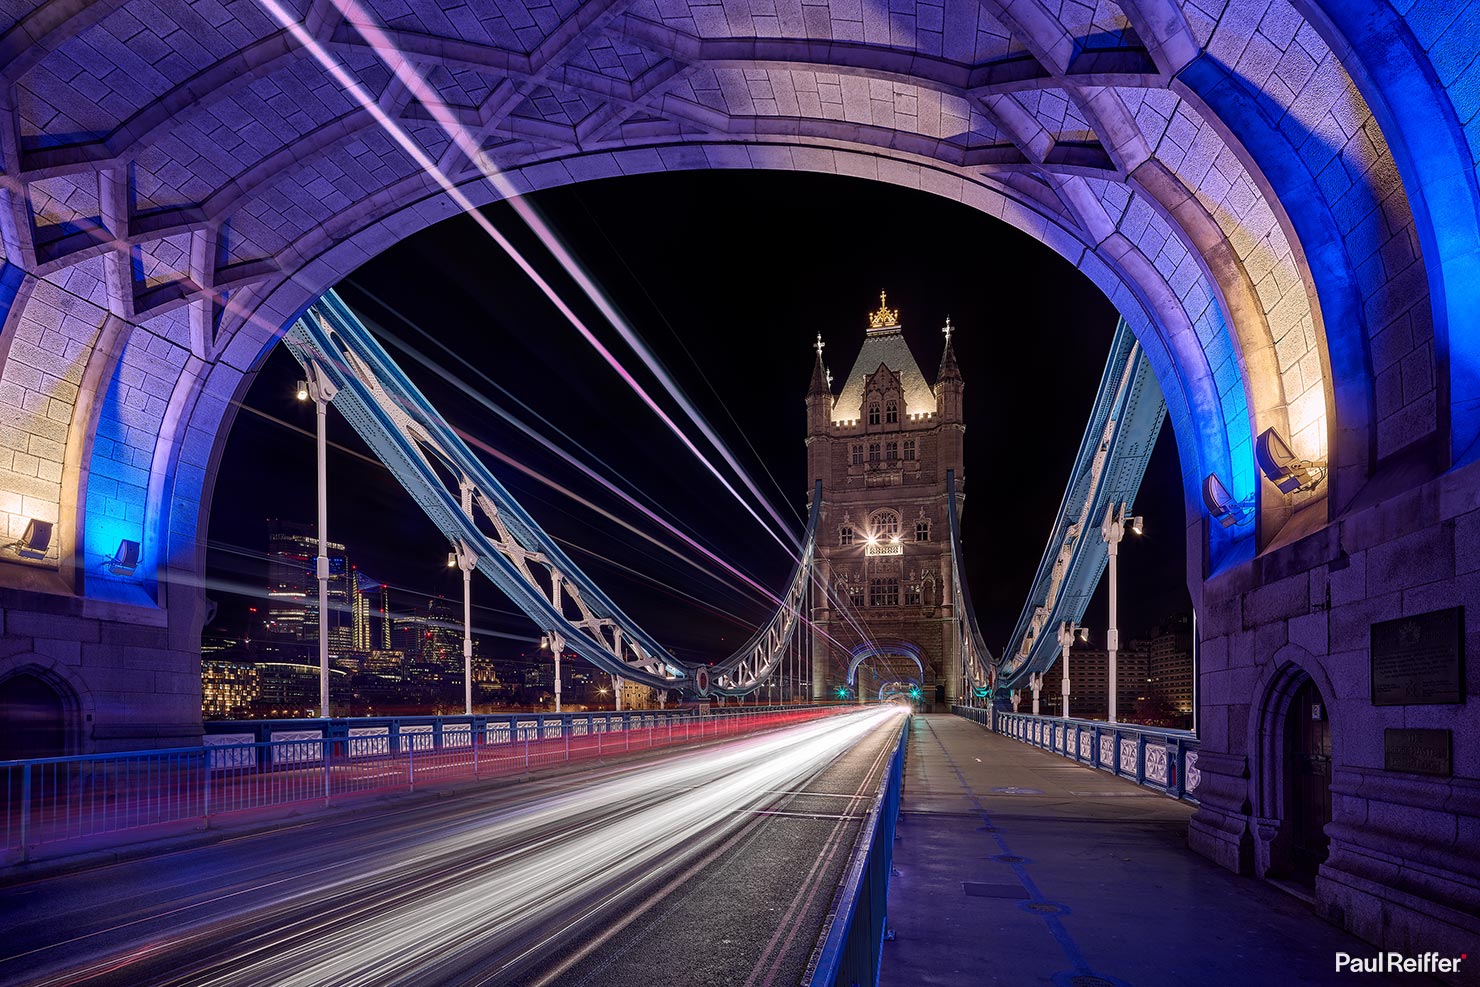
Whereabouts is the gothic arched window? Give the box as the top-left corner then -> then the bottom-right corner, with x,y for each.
871,510 -> 899,539
885,400 -> 898,424
868,403 -> 881,426
840,525 -> 855,545
915,520 -> 930,542
903,439 -> 916,461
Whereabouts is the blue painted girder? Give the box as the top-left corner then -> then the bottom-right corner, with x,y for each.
996,319 -> 1167,687
284,290 -> 817,697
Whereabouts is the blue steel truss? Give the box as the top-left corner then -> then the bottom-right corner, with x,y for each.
947,469 -> 996,698
995,319 -> 1167,688
283,291 -> 817,697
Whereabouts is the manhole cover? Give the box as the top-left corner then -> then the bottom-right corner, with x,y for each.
1051,971 -> 1128,987
962,882 -> 1028,899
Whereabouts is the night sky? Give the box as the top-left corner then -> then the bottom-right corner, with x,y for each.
205,170 -> 1191,667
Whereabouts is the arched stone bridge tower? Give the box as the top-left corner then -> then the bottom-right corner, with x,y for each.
806,294 -> 964,709
0,0 -> 1479,959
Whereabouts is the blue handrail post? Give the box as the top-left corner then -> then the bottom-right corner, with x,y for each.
19,763 -> 31,862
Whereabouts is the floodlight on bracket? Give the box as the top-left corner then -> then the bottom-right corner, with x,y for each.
1202,472 -> 1254,527
1255,427 -> 1326,494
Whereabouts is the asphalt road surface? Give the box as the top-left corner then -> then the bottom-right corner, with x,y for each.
0,707 -> 906,987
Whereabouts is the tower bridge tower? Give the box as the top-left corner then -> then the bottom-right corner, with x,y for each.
807,293 -> 965,709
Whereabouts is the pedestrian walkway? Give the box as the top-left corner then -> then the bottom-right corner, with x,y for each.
878,714 -> 1438,987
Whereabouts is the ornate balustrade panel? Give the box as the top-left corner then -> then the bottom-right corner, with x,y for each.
950,706 -> 1199,803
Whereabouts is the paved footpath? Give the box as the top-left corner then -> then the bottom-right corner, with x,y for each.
878,715 -> 1443,987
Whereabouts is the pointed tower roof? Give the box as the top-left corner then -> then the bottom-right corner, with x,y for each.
809,332 -> 832,397
937,315 -> 962,386
834,291 -> 934,423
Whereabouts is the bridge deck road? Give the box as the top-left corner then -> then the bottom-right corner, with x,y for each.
879,714 -> 1442,987
0,708 -> 906,987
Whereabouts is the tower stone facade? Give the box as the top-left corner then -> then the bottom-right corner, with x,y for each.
807,294 -> 965,709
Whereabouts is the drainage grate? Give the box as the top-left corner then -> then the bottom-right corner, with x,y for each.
1068,977 -> 1118,987
991,854 -> 1026,863
1025,901 -> 1065,914
962,882 -> 1028,899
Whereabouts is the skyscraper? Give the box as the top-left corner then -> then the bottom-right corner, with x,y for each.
262,519 -> 352,661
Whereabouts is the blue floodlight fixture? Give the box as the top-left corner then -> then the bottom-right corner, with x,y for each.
106,538 -> 141,576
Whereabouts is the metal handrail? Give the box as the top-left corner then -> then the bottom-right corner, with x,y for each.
803,716 -> 909,986
1,708 -> 840,862
951,705 -> 1200,803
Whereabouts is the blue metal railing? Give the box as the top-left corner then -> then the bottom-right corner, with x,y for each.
804,716 -> 909,987
2,708 -> 837,863
951,705 -> 1200,803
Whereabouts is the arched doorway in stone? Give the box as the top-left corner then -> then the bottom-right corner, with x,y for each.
1251,652 -> 1336,892
0,669 -> 73,762
1283,678 -> 1333,886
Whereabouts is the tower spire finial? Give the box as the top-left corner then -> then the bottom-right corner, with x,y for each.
815,332 -> 825,358
868,291 -> 900,331
942,315 -> 954,342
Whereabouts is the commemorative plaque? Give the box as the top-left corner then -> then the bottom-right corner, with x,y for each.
1370,607 -> 1465,706
1383,728 -> 1452,776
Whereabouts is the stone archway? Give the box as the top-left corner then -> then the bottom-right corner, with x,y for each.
3,0 -> 1465,625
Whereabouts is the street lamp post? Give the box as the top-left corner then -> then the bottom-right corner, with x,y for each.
542,631 -> 565,713
1101,502 -> 1143,723
296,365 -> 338,718
448,544 -> 477,715
1056,621 -> 1089,719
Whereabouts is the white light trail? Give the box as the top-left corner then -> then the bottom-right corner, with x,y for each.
253,0 -> 798,559
22,709 -> 904,987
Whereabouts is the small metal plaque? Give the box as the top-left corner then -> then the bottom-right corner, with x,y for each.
1383,728 -> 1452,776
1370,607 -> 1465,706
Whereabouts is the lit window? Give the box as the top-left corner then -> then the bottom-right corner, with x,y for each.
851,444 -> 863,466
848,584 -> 865,607
904,439 -> 915,461
868,403 -> 880,425
872,510 -> 899,538
905,584 -> 922,606
886,441 -> 898,461
869,577 -> 900,607
915,521 -> 930,542
885,401 -> 898,424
